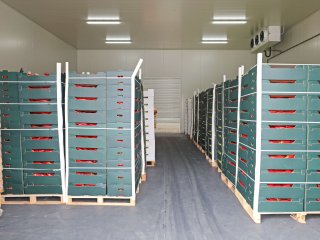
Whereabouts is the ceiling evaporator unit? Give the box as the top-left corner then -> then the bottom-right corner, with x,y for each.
250,26 -> 281,53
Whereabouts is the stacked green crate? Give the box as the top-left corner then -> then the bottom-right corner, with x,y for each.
215,84 -> 223,169
66,70 -> 142,198
222,79 -> 238,184
236,61 -> 320,213
198,91 -> 207,150
193,93 -> 199,142
205,88 -> 214,159
306,66 -> 320,212
0,71 -> 64,195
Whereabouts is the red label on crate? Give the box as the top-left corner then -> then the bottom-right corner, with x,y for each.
267,184 -> 293,188
269,140 -> 295,144
269,154 -> 295,159
75,84 -> 97,88
269,125 -> 295,129
76,172 -> 97,176
75,97 -> 97,101
29,99 -> 51,102
33,161 -> 54,165
75,122 -> 97,126
269,95 -> 296,99
75,110 -> 97,114
32,149 -> 53,152
76,147 -> 98,151
76,135 -> 97,139
266,198 -> 292,202
28,86 -> 50,89
33,173 -> 55,177
76,160 -> 98,164
30,112 -> 52,115
2,75 -> 8,79
268,169 -> 294,173
31,137 -> 53,140
269,110 -> 296,114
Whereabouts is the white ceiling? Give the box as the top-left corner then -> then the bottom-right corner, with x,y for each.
2,0 -> 320,50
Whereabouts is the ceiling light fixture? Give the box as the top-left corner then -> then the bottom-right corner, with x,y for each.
201,40 -> 228,44
86,20 -> 121,25
212,20 -> 247,24
105,41 -> 132,44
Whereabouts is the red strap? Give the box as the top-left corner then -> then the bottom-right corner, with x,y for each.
33,173 -> 55,176
75,110 -> 97,114
269,95 -> 296,99
28,86 -> 50,89
31,124 -> 52,128
267,184 -> 293,188
268,169 -> 294,173
269,80 -> 296,84
76,172 -> 97,176
33,161 -> 54,165
76,160 -> 98,164
74,184 -> 96,187
31,137 -> 53,140
269,154 -> 295,159
30,112 -> 52,115
75,122 -> 97,126
76,147 -> 97,151
75,84 -> 97,88
266,198 -> 292,202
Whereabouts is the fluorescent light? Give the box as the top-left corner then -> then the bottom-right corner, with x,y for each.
86,20 -> 121,25
105,41 -> 132,44
212,20 -> 247,24
201,41 -> 228,44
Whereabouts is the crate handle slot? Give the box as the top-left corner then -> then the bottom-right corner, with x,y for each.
28,86 -> 50,89
230,151 -> 236,156
117,139 -> 124,142
29,98 -> 51,102
76,147 -> 98,151
75,110 -> 97,114
117,152 -> 124,155
241,134 -> 248,138
2,75 -> 8,79
32,149 -> 54,152
266,198 -> 292,202
117,75 -> 124,78
31,124 -> 53,128
230,130 -> 237,134
31,137 -> 53,140
75,97 -> 97,101
3,114 -> 9,117
30,112 -> 52,115
76,135 -> 97,139
4,175 -> 12,179
117,164 -> 124,167
240,170 -> 246,176
74,184 -> 96,187
230,141 -> 236,145
239,180 -> 246,189
117,88 -> 124,91
267,184 -> 293,188
76,160 -> 98,164
75,122 -> 97,126
269,125 -> 296,129
75,84 -> 97,88
269,110 -> 296,114
229,161 -> 236,166
240,158 -> 247,163
241,122 -> 248,125
76,172 -> 97,176
4,164 -> 11,167
117,114 -> 123,117
32,161 -> 54,165
33,173 -> 55,177
117,101 -> 124,104
269,140 -> 295,144
269,95 -> 296,99
268,169 -> 294,173
117,176 -> 124,179
269,154 -> 295,159
240,146 -> 247,151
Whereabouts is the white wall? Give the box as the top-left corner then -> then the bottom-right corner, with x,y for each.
269,9 -> 320,63
78,50 -> 255,132
0,1 -> 77,73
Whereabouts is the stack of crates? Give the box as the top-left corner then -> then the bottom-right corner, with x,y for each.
198,91 -> 207,150
193,94 -> 199,142
215,84 -> 223,169
66,70 -> 142,198
205,88 -> 214,159
0,71 -> 64,195
222,79 -> 239,185
236,63 -> 320,213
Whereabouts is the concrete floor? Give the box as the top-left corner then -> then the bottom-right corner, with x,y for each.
0,133 -> 319,240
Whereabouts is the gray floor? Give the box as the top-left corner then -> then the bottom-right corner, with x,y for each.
0,133 -> 319,240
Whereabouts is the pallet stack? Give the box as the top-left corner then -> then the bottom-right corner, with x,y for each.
215,84 -> 223,170
222,78 -> 239,185
66,59 -> 144,205
198,91 -> 207,150
192,93 -> 199,143
144,89 -> 156,167
236,57 -> 320,222
0,68 -> 65,204
205,88 -> 214,160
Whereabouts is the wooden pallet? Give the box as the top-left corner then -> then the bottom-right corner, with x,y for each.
220,173 -> 235,193
67,196 -> 135,206
141,172 -> 147,182
0,194 -> 63,205
205,155 -> 218,168
146,160 -> 156,167
217,167 -> 222,173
